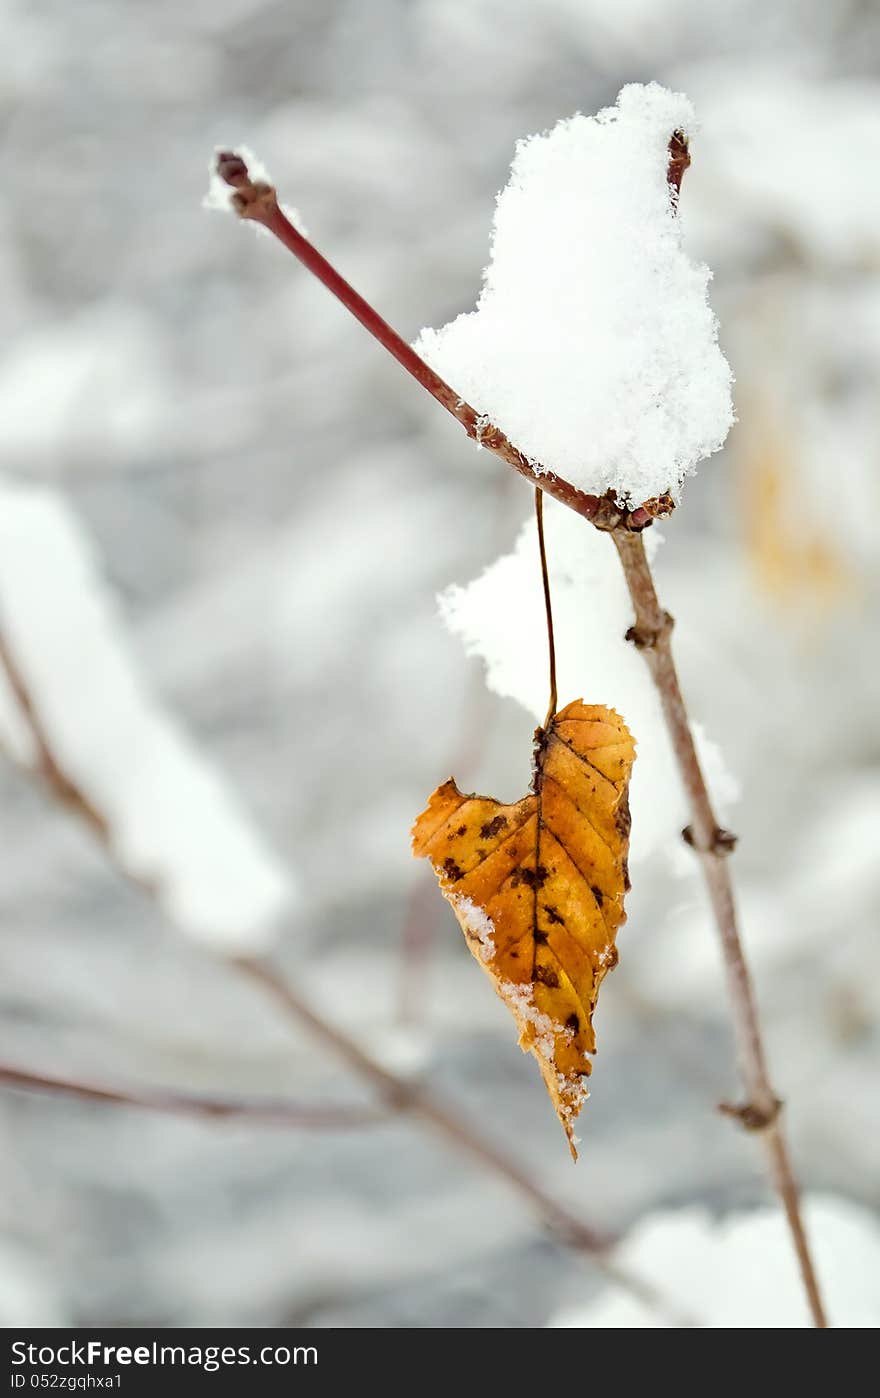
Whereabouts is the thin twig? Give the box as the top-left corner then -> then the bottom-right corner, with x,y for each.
232,955 -> 695,1324
0,1064 -> 385,1128
214,152 -> 668,533
0,627 -> 694,1324
535,486 -> 558,727
0,632 -> 109,842
610,528 -> 827,1327
212,134 -> 829,1327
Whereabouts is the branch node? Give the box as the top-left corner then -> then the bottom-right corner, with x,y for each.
624,610 -> 674,650
718,1097 -> 783,1133
666,130 -> 691,201
623,493 -> 676,531
216,150 -> 279,222
682,824 -> 738,856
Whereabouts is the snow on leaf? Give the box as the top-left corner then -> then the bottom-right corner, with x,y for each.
412,701 -> 635,1158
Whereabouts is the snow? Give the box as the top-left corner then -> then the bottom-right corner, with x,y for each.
0,482 -> 293,949
550,1195 -> 880,1328
440,495 -> 737,862
370,1024 -> 431,1075
415,82 -> 733,505
683,68 -> 880,267
500,979 -> 560,1062
0,1241 -> 68,1326
450,893 -> 495,962
0,304 -> 167,467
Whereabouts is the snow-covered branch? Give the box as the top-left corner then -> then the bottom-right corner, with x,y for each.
0,481 -> 293,950
209,83 -> 827,1326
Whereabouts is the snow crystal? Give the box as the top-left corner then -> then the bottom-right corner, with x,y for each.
558,1072 -> 589,1118
500,979 -> 558,1059
550,1195 -> 880,1328
450,893 -> 495,962
415,83 -> 733,505
0,482 -> 294,950
440,495 -> 737,863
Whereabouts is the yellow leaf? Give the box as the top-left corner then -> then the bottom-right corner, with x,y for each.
412,700 -> 635,1159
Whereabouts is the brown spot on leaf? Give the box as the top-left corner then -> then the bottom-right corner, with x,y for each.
565,1012 -> 580,1033
442,858 -> 464,882
515,864 -> 549,891
480,815 -> 508,839
535,966 -> 559,988
543,905 -> 565,925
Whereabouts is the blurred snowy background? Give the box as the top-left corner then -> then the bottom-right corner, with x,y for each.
1,0 -> 879,1328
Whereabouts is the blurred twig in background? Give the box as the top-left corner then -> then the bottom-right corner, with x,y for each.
0,1065 -> 386,1128
0,621 -> 694,1326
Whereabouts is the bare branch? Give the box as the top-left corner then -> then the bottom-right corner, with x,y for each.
0,1063 -> 384,1128
232,954 -> 695,1325
611,527 -> 827,1327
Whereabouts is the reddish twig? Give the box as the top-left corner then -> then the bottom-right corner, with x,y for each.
0,1064 -> 384,1128
215,151 -> 669,533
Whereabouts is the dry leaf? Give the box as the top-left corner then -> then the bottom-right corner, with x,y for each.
412,701 -> 635,1159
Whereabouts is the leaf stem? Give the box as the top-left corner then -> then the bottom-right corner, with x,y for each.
535,487 -> 558,727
